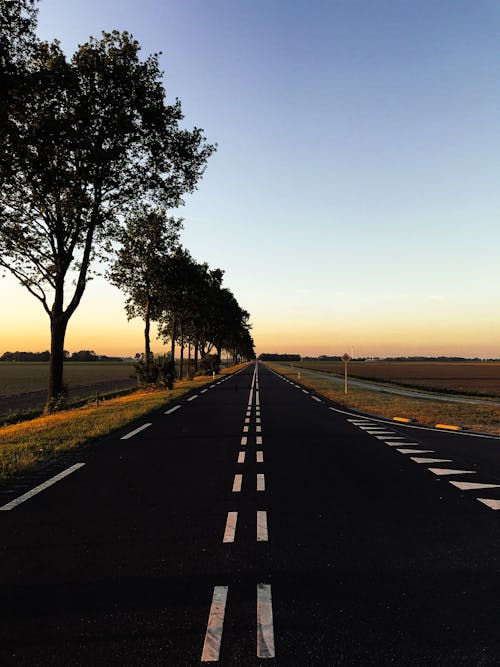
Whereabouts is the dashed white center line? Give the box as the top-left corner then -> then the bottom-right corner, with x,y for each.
187,394 -> 198,402
384,441 -> 409,446
238,452 -> 246,464
243,426 -> 249,433
257,584 -> 275,659
201,586 -> 229,662
376,435 -> 405,440
232,474 -> 243,492
121,423 -> 152,440
241,436 -> 247,446
257,511 -> 268,541
245,418 -> 250,424
256,426 -> 262,433
256,451 -> 264,463
257,474 -> 265,491
223,512 -> 238,543
0,463 -> 86,511
256,417 -> 261,424
256,436 -> 263,445
164,405 -> 181,415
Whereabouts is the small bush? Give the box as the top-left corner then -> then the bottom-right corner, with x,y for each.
200,353 -> 220,375
135,353 -> 176,389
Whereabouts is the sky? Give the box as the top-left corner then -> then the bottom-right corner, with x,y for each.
1,0 -> 499,358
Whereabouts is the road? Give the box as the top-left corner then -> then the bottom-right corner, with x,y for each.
1,362 -> 500,665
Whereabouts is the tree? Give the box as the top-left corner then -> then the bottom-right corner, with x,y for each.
109,207 -> 181,378
0,30 -> 215,408
0,0 -> 38,71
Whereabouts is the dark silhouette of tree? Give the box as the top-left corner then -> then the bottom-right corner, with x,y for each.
0,29 -> 215,409
109,207 -> 181,377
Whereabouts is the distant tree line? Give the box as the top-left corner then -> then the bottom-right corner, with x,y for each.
259,354 -> 301,362
1,1 -> 253,408
0,350 -> 123,362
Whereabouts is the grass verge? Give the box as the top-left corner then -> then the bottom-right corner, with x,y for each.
0,363 -> 249,482
267,363 -> 500,437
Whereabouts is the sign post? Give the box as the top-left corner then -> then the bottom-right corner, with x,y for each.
342,352 -> 351,394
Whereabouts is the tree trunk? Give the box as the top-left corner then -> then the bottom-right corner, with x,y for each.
194,342 -> 199,371
170,316 -> 176,362
188,342 -> 191,377
144,296 -> 151,375
48,314 -> 69,407
179,325 -> 184,380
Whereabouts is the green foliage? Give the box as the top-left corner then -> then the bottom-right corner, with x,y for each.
200,353 -> 220,375
135,353 -> 176,389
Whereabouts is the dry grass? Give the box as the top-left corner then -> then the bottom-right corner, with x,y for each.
267,363 -> 500,436
0,362 -> 249,481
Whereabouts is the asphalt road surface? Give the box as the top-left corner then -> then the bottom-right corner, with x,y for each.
1,362 -> 500,665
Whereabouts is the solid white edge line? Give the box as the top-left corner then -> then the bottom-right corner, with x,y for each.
121,423 -> 152,440
165,405 -> 181,415
0,463 -> 86,511
201,586 -> 229,662
257,584 -> 275,658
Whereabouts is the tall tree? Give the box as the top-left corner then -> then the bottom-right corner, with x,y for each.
0,30 -> 215,407
109,207 -> 181,375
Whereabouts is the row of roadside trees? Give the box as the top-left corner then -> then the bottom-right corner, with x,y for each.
1,0 -> 254,409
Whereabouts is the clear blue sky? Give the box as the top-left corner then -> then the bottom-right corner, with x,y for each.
2,0 -> 499,357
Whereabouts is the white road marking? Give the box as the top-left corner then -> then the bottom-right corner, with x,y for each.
0,463 -> 86,511
397,449 -> 435,454
302,389 -> 309,394
256,451 -> 264,463
245,418 -> 250,424
357,425 -> 378,430
376,435 -> 405,440
201,388 -> 208,393
256,426 -> 262,433
223,512 -> 238,543
256,417 -> 261,424
257,584 -> 275,659
384,441 -> 409,446
428,468 -> 476,476
411,457 -> 452,463
187,394 -> 198,402
232,474 -> 243,492
201,586 -> 229,662
121,423 -> 152,440
257,511 -> 268,541
165,405 -> 181,415
257,473 -> 266,491
365,431 -> 395,435
241,436 -> 247,446
256,436 -> 263,445
243,426 -> 249,433
312,396 -> 321,402
450,481 -> 500,490
238,452 -> 246,464
478,498 -> 500,510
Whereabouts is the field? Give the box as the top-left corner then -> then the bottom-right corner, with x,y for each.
294,360 -> 500,398
268,362 -> 500,436
0,362 -> 137,418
